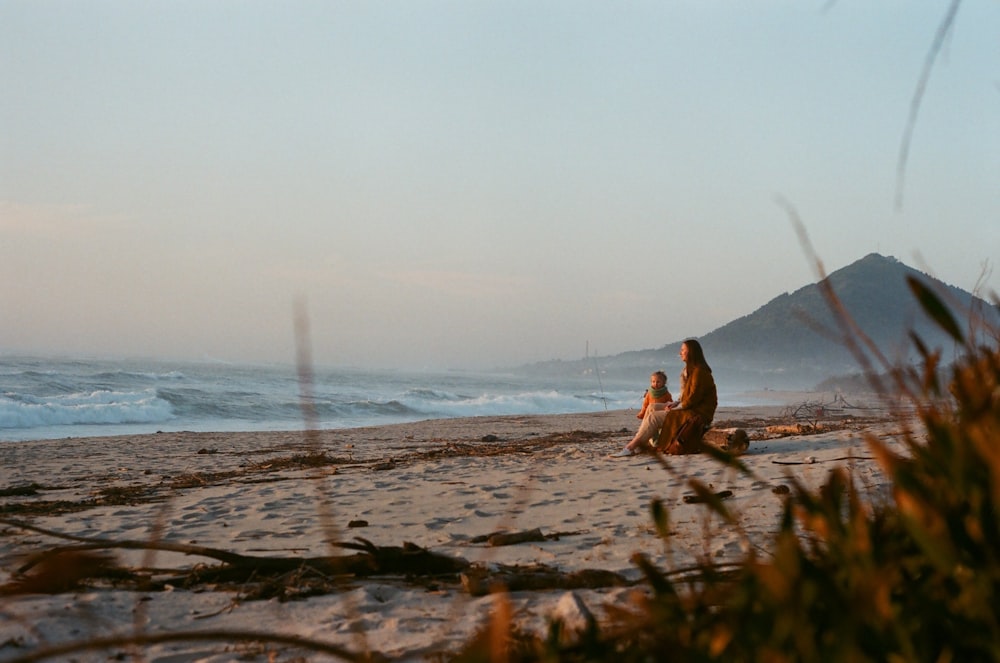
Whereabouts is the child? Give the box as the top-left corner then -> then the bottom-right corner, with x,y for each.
636,370 -> 672,419
610,370 -> 672,458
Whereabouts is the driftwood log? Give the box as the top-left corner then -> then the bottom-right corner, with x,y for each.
0,519 -> 630,598
472,528 -> 546,546
470,527 -> 583,547
701,428 -> 749,454
461,565 -> 631,597
0,519 -> 470,592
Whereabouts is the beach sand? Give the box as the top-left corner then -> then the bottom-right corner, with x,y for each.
0,398 -> 905,662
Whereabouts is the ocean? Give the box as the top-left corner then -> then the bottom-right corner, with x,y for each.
0,356 -> 656,443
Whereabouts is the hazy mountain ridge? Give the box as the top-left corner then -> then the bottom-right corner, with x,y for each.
517,253 -> 997,391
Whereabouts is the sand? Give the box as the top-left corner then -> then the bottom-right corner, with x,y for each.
0,399 -> 905,662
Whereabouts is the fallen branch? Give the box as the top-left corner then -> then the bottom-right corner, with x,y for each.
682,490 -> 734,504
0,518 -> 635,603
461,564 -> 632,596
0,628 -> 369,663
0,518 -> 469,592
469,527 -> 586,546
771,456 -> 874,466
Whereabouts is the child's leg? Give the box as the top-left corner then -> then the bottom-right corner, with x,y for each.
626,410 -> 667,450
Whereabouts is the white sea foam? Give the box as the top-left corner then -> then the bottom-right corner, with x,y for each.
0,389 -> 174,429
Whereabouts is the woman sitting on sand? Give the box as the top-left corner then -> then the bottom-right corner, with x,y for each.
610,339 -> 717,457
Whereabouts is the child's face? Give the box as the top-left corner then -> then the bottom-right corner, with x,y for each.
650,374 -> 665,389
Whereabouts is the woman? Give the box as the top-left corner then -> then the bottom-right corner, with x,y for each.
610,339 -> 717,457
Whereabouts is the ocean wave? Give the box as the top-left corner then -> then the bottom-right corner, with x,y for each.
401,387 -> 469,402
0,389 -> 175,429
0,357 -> 645,441
396,388 -> 630,419
91,370 -> 187,382
308,398 -> 420,421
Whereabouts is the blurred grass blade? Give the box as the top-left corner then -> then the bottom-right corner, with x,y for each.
700,443 -> 752,474
651,497 -> 671,541
631,552 -> 675,597
907,276 -> 964,343
687,480 -> 735,524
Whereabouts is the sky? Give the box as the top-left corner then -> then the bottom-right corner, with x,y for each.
2,1 -> 998,371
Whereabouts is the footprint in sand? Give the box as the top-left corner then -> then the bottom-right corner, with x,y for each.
424,517 -> 456,530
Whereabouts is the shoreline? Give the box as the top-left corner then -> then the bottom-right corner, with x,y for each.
0,387 -> 871,445
0,401 -> 900,661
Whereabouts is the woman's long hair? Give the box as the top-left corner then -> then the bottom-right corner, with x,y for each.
683,338 -> 711,372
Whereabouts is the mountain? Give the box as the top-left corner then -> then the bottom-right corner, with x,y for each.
518,253 -> 998,391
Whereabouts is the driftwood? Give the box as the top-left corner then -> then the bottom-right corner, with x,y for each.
461,564 -> 632,596
0,519 -> 619,601
484,528 -> 545,546
469,528 -> 584,546
0,518 -> 470,595
1,550 -> 124,595
701,428 -> 750,454
682,490 -> 734,504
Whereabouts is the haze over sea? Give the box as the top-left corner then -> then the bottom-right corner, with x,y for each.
0,356 -> 774,443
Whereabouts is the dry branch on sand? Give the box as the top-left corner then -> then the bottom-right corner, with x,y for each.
461,565 -> 632,597
0,518 -> 638,600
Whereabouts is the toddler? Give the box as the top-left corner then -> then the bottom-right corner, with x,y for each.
636,370 -> 672,419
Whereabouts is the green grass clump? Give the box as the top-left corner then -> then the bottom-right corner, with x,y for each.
464,278 -> 999,662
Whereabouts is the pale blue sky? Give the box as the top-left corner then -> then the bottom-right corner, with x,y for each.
2,1 -> 997,369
